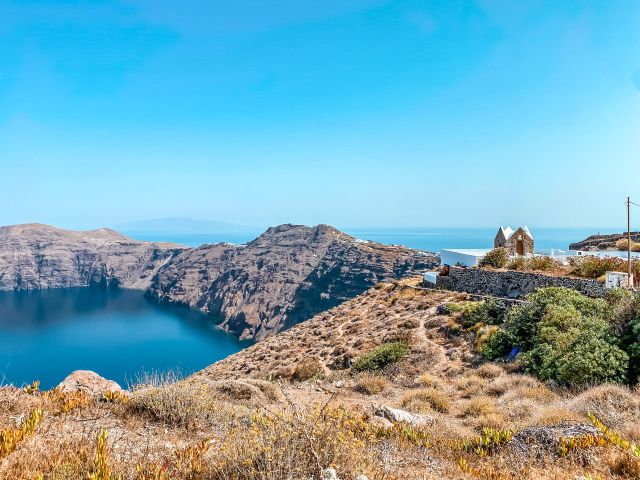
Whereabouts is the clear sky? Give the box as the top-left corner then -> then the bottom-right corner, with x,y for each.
1,0 -> 639,230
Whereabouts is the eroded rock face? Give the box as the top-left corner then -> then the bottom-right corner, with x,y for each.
0,223 -> 437,341
0,224 -> 185,291
148,224 -> 437,340
58,370 -> 123,395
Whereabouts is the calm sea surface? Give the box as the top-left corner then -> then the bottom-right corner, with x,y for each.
1,227 -> 619,389
0,288 -> 246,389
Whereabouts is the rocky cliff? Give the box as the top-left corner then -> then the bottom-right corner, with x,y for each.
0,224 -> 185,290
569,232 -> 640,251
147,224 -> 438,340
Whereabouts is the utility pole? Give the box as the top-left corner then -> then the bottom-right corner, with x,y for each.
628,196 -> 632,287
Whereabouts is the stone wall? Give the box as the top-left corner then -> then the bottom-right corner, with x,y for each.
435,267 -> 607,299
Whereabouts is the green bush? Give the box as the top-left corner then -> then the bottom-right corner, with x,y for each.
524,304 -> 628,385
480,287 -> 629,385
478,328 -> 512,360
445,299 -> 505,329
479,248 -> 509,269
351,342 -> 408,372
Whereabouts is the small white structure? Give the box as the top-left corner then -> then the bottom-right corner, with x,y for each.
605,271 -> 634,289
423,271 -> 439,285
440,249 -> 490,268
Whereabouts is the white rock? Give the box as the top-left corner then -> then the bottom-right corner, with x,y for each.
322,467 -> 340,480
58,370 -> 122,396
375,405 -> 434,427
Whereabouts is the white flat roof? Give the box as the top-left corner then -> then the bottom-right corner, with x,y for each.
442,248 -> 491,256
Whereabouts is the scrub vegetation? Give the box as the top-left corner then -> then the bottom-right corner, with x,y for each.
2,280 -> 640,479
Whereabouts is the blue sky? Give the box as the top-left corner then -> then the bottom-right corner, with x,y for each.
1,0 -> 639,230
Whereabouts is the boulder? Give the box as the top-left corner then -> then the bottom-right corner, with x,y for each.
369,415 -> 394,429
508,423 -> 601,458
58,370 -> 122,396
375,405 -> 435,427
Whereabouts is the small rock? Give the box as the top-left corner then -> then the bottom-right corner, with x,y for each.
322,467 -> 339,480
58,370 -> 122,396
356,475 -> 369,480
369,415 -> 394,429
334,380 -> 344,388
375,405 -> 435,427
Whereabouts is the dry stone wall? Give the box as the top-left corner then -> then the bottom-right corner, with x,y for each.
435,267 -> 607,299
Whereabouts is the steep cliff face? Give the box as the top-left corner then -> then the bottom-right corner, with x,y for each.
148,224 -> 438,340
0,224 -> 185,290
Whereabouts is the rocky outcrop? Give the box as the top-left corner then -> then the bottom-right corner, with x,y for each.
569,232 -> 640,251
58,370 -> 123,395
0,223 -> 437,341
0,224 -> 185,291
147,224 -> 437,340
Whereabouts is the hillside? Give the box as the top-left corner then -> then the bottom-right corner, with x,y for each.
147,224 -> 437,339
0,223 -> 437,340
2,280 -> 639,479
569,231 -> 640,251
0,224 -> 185,291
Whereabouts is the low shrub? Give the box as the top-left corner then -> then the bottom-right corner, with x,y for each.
351,342 -> 408,372
129,380 -> 232,427
353,373 -> 388,395
401,388 -> 450,413
445,300 -> 505,329
292,357 -> 324,382
569,255 -> 640,280
475,364 -> 503,379
507,255 -> 561,272
479,248 -> 509,269
461,397 -> 497,417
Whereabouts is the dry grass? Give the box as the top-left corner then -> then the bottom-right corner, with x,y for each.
460,396 -> 498,418
353,373 -> 389,395
129,379 -> 242,427
475,363 -> 504,379
567,384 -> 640,427
292,357 -> 324,381
401,388 -> 451,413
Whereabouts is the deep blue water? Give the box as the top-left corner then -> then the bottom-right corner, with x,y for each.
0,288 -> 246,389
126,227 -> 620,252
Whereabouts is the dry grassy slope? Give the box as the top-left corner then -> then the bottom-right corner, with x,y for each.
3,280 -> 640,479
196,279 -> 466,381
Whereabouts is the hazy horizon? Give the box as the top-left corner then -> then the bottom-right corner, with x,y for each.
2,1 -> 639,229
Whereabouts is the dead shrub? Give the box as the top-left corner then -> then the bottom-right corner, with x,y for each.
292,357 -> 324,381
567,384 -> 640,427
401,388 -> 451,414
129,379 -> 236,427
460,396 -> 497,418
525,407 -> 583,427
353,374 -> 389,395
475,364 -> 503,379
416,373 -> 443,389
484,374 -> 543,397
500,385 -> 557,405
206,405 -> 377,480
